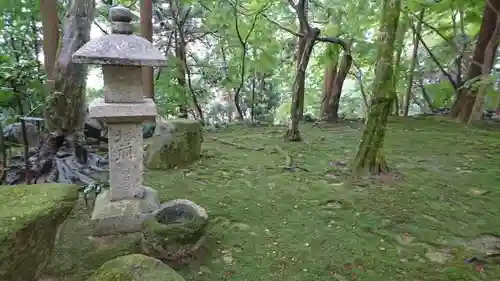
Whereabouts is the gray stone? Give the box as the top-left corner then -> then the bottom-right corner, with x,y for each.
3,122 -> 40,147
111,21 -> 134,35
91,186 -> 160,236
86,254 -> 185,281
140,199 -> 208,262
144,119 -> 203,170
109,5 -> 133,23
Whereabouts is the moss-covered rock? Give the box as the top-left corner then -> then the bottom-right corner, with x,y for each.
141,199 -> 208,262
144,119 -> 202,170
86,254 -> 185,281
0,183 -> 78,281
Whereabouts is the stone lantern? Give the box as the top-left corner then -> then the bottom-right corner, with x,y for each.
72,5 -> 165,236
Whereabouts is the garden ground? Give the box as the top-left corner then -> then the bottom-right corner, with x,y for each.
42,117 -> 500,281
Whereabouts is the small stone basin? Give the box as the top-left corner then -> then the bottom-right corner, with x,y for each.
140,199 -> 208,262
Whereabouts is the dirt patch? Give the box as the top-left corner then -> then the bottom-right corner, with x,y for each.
467,234 -> 500,255
88,235 -> 117,250
425,248 -> 453,264
395,233 -> 415,245
38,276 -> 66,281
422,214 -> 443,224
372,171 -> 402,185
467,188 -> 491,196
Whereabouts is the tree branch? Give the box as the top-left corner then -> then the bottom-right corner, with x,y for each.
262,14 -> 348,52
316,36 -> 349,53
262,14 -> 302,36
411,23 -> 458,90
296,0 -> 311,31
93,20 -> 108,35
405,9 -> 456,51
351,60 -> 369,110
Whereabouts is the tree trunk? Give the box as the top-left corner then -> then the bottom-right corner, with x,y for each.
468,19 -> 500,122
353,0 -> 401,175
43,0 -> 95,134
169,0 -> 203,121
40,0 -> 60,83
319,46 -> 339,119
140,0 -> 154,100
296,36 -> 307,120
5,0 -> 110,185
175,32 -> 188,118
328,52 -> 353,121
251,71 -> 256,122
391,14 -> 407,115
403,9 -> 425,116
451,0 -> 500,121
285,28 -> 320,141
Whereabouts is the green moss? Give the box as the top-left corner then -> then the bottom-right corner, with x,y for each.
45,118 -> 500,281
86,254 -> 184,281
145,119 -> 202,170
0,183 -> 78,241
0,183 -> 78,281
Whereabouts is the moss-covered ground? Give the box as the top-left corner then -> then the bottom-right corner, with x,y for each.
42,117 -> 500,281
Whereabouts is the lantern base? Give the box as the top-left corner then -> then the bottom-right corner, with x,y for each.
90,186 -> 160,236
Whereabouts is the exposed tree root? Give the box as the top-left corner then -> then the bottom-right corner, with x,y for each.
274,145 -> 309,172
263,130 -> 282,135
210,137 -> 265,151
312,119 -> 337,128
3,134 -> 108,185
284,128 -> 301,141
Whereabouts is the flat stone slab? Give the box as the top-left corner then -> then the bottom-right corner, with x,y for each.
89,98 -> 157,123
91,186 -> 160,236
0,184 -> 78,281
72,35 -> 167,67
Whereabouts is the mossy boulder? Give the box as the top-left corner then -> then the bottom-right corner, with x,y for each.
141,199 -> 208,262
144,119 -> 203,170
0,183 -> 78,281
86,254 -> 185,281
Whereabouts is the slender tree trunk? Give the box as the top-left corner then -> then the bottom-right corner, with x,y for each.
175,33 -> 188,118
251,71 -> 256,122
43,0 -> 95,134
141,0 -> 154,100
452,7 -> 467,89
285,28 -> 320,141
296,36 -> 307,120
451,0 -> 500,121
391,14 -> 407,115
353,0 -> 401,175
404,9 -> 425,116
419,79 -> 435,110
167,0 -> 203,121
353,64 -> 369,115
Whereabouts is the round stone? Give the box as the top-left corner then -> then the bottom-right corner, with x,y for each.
111,22 -> 134,35
109,5 -> 133,23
